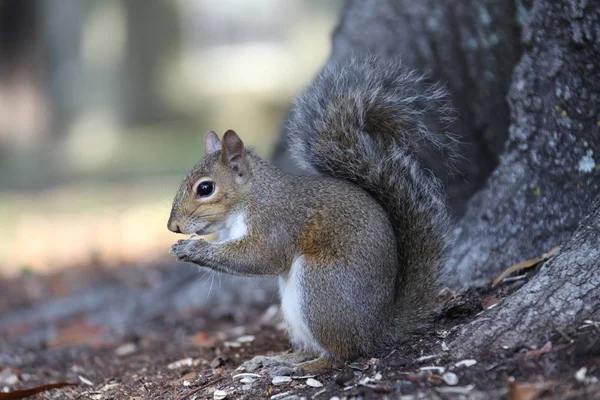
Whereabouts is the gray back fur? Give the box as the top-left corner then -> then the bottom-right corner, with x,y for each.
287,56 -> 454,335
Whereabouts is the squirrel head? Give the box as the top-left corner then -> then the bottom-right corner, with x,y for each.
167,130 -> 252,235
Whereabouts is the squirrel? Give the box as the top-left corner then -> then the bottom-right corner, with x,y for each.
168,57 -> 453,373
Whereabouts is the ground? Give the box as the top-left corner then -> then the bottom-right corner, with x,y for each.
0,262 -> 599,400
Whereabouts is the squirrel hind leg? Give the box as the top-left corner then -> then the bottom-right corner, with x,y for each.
296,354 -> 336,373
241,351 -> 324,376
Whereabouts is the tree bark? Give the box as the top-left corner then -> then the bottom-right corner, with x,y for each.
450,196 -> 600,357
447,0 -> 600,287
274,0 -> 522,216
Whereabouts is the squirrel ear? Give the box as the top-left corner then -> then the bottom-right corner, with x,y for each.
221,130 -> 249,180
204,130 -> 221,154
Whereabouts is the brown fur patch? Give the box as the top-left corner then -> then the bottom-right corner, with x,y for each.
297,212 -> 343,263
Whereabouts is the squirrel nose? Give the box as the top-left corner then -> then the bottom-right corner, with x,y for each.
168,220 -> 182,234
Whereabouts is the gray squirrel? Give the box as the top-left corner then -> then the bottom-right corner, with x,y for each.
168,57 -> 453,372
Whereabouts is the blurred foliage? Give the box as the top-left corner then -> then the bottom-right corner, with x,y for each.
0,0 -> 343,275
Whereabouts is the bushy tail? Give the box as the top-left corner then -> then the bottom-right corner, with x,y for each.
287,57 -> 454,336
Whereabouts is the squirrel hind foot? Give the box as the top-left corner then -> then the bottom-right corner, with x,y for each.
240,351 -> 333,376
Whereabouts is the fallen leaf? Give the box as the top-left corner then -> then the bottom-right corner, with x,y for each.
509,381 -> 555,400
190,331 -> 216,348
523,341 -> 552,360
482,297 -> 500,310
0,382 -> 75,400
0,321 -> 33,338
493,246 -> 560,286
48,318 -> 108,348
182,372 -> 198,381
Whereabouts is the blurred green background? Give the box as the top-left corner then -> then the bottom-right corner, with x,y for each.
0,0 -> 343,275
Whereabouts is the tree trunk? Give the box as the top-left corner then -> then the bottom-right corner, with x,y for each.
450,195 -> 600,357
275,0 -> 600,352
274,0 -> 523,216
447,0 -> 600,287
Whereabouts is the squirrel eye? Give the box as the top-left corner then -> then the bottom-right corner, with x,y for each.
196,181 -> 215,197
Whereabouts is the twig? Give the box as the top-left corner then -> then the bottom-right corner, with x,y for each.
555,328 -> 574,344
176,376 -> 225,400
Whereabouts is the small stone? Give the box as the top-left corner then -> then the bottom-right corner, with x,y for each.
373,373 -> 382,381
0,370 -> 19,386
240,377 -> 255,384
441,341 -> 449,352
114,342 -> 137,357
214,389 -> 227,399
443,372 -> 459,385
224,341 -> 242,348
454,359 -> 477,368
306,378 -> 323,387
168,357 -> 194,369
575,367 -> 587,382
236,335 -> 255,343
272,375 -> 292,385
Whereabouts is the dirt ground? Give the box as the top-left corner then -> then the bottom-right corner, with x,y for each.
0,262 -> 599,400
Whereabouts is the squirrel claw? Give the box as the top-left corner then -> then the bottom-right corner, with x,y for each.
170,237 -> 210,261
169,239 -> 193,260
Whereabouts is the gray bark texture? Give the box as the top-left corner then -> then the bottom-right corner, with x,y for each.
448,0 -> 600,286
450,195 -> 600,357
274,0 -> 522,216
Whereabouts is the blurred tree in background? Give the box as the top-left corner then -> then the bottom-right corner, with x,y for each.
0,0 -> 343,274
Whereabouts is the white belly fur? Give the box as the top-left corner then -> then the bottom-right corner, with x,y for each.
278,255 -> 323,353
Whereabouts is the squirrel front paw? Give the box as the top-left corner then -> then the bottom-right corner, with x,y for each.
169,238 -> 208,262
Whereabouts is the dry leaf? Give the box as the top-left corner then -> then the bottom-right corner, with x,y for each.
482,297 -> 500,310
190,331 -> 216,348
493,246 -> 560,286
523,341 -> 552,360
48,318 -> 109,348
510,381 -> 555,400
